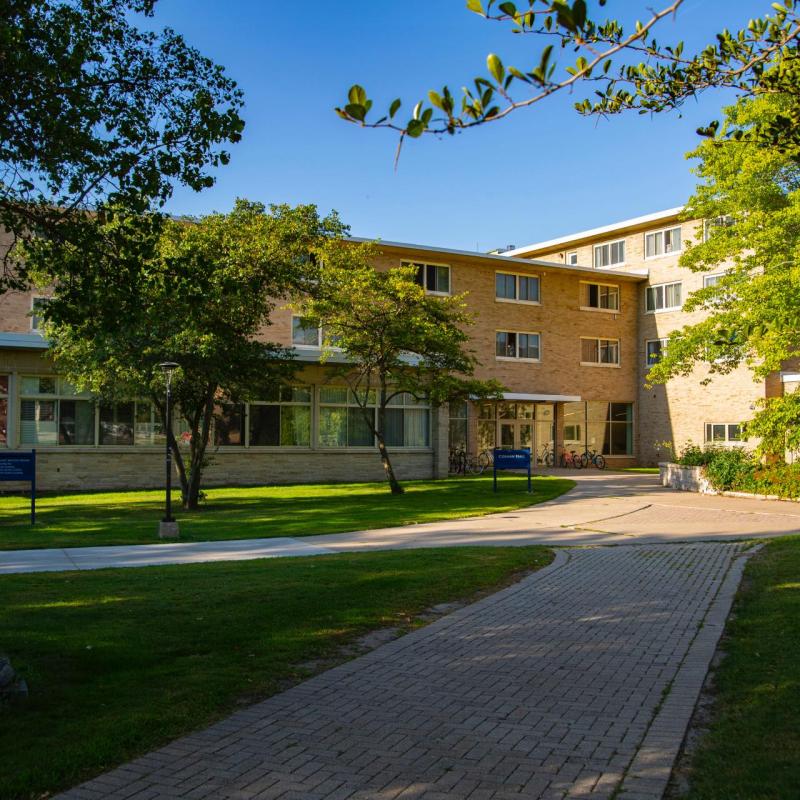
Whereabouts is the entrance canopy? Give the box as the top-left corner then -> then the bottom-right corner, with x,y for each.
501,392 -> 581,403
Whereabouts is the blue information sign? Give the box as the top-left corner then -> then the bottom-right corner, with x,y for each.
493,448 -> 532,494
0,450 -> 36,525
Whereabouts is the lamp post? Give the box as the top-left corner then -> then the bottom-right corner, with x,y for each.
157,361 -> 180,539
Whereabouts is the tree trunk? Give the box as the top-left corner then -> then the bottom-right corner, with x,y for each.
376,434 -> 404,495
183,386 -> 216,510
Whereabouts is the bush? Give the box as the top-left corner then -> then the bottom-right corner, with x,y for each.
675,442 -> 718,466
735,462 -> 800,499
704,447 -> 754,491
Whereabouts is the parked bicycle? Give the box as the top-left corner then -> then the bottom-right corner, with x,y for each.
538,443 -> 555,467
559,448 -> 584,469
581,448 -> 607,470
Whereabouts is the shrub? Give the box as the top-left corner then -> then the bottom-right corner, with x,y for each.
675,442 -> 717,467
704,447 -> 754,491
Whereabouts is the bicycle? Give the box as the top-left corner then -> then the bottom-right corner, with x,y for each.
581,448 -> 607,470
538,443 -> 555,467
559,448 -> 584,469
448,448 -> 468,475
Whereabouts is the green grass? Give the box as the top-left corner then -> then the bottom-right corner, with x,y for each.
0,475 -> 574,550
683,537 -> 800,799
0,546 -> 552,799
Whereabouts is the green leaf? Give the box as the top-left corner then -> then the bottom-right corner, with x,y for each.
487,53 -> 505,84
428,91 -> 445,110
389,98 -> 402,118
466,0 -> 485,14
406,119 -> 425,138
348,85 -> 367,106
344,103 -> 367,122
498,1 -> 517,16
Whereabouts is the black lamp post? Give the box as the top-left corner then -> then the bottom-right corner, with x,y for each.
158,361 -> 179,537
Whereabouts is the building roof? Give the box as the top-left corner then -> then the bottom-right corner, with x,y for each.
500,207 -> 685,258
0,332 -> 48,350
348,237 -> 647,281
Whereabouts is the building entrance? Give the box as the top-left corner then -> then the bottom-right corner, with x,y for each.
478,401 -> 555,465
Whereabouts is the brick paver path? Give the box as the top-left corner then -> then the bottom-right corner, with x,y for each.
59,542 -> 751,800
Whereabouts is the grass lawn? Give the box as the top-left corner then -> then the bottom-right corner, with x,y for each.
682,537 -> 800,799
0,546 -> 552,799
0,474 -> 574,550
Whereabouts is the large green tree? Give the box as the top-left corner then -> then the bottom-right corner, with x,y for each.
26,201 -> 343,509
297,243 -> 503,494
647,93 -> 800,455
337,0 -> 800,161
0,0 -> 244,290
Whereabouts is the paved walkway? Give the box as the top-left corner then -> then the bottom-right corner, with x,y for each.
58,541 -> 753,800
3,471 -> 798,574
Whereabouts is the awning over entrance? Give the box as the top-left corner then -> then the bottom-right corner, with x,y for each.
502,392 -> 581,403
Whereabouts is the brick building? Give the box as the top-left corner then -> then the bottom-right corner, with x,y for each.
0,207 -> 788,490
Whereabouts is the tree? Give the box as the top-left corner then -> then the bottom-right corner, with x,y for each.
297,243 -> 503,494
646,93 -> 800,455
336,0 -> 800,162
0,0 -> 244,290
25,200 -> 344,509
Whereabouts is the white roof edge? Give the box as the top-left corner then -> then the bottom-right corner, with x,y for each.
502,392 -> 582,403
347,237 -> 646,281
781,372 -> 800,382
501,207 -> 685,258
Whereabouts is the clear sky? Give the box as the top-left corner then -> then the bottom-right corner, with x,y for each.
155,0 -> 766,251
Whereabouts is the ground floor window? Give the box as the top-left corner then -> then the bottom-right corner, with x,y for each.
0,375 -> 8,446
249,386 -> 312,447
448,400 -> 468,450
562,401 -> 633,456
318,387 -> 375,448
705,423 -> 741,444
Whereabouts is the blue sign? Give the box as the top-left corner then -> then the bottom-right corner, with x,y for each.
493,448 -> 532,493
0,450 -> 36,525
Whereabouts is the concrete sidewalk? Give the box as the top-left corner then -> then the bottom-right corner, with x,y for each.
57,541 -> 753,800
2,471 -> 799,575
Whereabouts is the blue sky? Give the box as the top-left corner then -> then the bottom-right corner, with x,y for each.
156,0 -> 766,250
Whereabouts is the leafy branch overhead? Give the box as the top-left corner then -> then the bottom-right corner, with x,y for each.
336,0 -> 800,160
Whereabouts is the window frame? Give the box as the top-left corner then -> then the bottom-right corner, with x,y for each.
580,280 -> 620,313
247,386 -> 312,449
703,272 -> 727,288
403,260 -> 451,296
645,280 -> 683,313
30,296 -> 50,331
593,239 -> 626,269
495,330 -> 542,363
566,251 -> 578,266
494,271 -> 541,305
704,422 -> 743,445
644,225 -> 682,260
580,337 -> 621,367
645,338 -> 669,369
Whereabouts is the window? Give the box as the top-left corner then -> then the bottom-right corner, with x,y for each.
603,402 -> 634,455
213,403 -> 244,446
704,215 -> 735,242
645,281 -> 682,312
0,375 -> 7,446
705,423 -> 742,444
449,400 -> 468,450
593,240 -> 625,269
581,338 -> 620,366
581,282 -> 619,311
645,338 -> 668,368
292,316 -> 321,347
249,386 -> 311,447
566,251 -> 578,266
318,388 -> 430,448
703,273 -> 726,288
20,377 -> 95,445
495,272 -> 540,303
496,331 -> 541,361
30,297 -> 50,331
405,261 -> 450,295
645,226 -> 682,258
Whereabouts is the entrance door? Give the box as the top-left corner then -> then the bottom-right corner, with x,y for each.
499,420 -> 533,450
499,421 -> 516,449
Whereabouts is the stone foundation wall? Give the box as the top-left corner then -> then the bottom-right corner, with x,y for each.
658,462 -> 714,494
0,448 -> 435,493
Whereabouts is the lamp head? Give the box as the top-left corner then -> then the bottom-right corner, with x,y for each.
158,361 -> 179,376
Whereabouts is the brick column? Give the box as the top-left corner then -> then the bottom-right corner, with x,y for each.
553,402 -> 565,466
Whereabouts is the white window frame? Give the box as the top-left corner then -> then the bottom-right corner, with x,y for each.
247,386 -> 313,449
645,338 -> 668,368
566,251 -> 578,266
494,271 -> 541,305
703,215 -> 735,242
644,225 -> 682,260
593,239 -> 626,269
704,422 -> 743,445
495,330 -> 542,363
645,280 -> 682,313
291,315 -> 322,348
580,337 -> 620,367
30,296 -> 50,331
703,272 -> 727,288
580,281 -> 620,313
403,260 -> 451,296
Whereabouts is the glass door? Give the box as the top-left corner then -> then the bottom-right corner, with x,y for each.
499,421 -> 516,449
